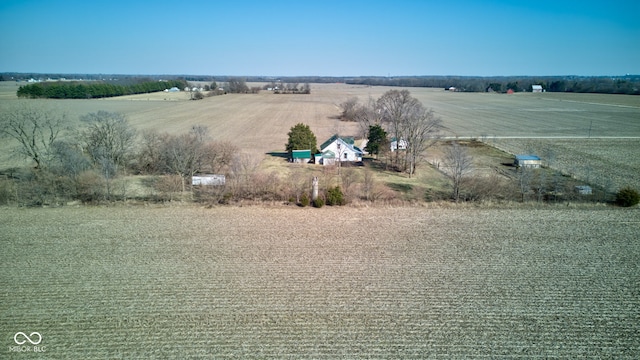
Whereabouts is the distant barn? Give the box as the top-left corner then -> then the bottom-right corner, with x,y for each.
515,155 -> 542,168
532,85 -> 543,93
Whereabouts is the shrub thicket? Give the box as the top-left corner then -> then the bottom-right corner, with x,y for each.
615,187 -> 640,207
0,179 -> 14,205
300,192 -> 310,207
313,197 -> 325,208
326,186 -> 346,206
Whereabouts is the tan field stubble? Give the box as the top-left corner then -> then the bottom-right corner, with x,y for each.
1,206 -> 639,358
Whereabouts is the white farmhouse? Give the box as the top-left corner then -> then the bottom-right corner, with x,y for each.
390,137 -> 407,152
316,135 -> 363,165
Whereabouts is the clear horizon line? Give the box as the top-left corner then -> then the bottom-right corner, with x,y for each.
2,72 -> 639,78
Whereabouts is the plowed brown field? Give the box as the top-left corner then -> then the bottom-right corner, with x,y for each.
2,206 -> 639,358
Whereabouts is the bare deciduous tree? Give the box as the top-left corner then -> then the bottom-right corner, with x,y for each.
353,96 -> 383,139
533,170 -> 547,202
230,152 -> 261,198
377,90 -> 415,168
517,166 -> 534,202
162,133 -> 205,193
202,141 -> 237,174
362,168 -> 376,201
0,104 -> 67,168
339,97 -> 360,121
403,107 -> 442,177
377,90 -> 441,176
137,130 -> 170,174
442,142 -> 474,202
339,168 -> 360,200
49,140 -> 91,179
81,111 -> 137,199
227,78 -> 249,93
81,111 -> 137,171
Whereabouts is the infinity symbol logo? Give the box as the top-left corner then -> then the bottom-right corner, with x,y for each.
14,332 -> 42,345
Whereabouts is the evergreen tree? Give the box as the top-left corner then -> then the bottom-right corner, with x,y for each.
364,124 -> 388,157
285,123 -> 317,156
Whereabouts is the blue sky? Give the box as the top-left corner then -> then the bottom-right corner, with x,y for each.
1,0 -> 638,76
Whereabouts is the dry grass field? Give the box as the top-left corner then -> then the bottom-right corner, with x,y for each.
1,81 -> 638,191
1,205 -> 639,358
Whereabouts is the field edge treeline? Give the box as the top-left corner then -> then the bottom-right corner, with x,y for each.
16,79 -> 188,99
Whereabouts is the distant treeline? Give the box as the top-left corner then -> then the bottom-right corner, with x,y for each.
4,72 -> 639,95
16,79 -> 188,99
344,75 -> 640,95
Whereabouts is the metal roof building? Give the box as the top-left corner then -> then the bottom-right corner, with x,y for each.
515,155 -> 542,168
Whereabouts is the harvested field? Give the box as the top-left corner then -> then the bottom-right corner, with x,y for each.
410,90 -> 640,138
490,138 -> 640,190
2,206 -> 639,358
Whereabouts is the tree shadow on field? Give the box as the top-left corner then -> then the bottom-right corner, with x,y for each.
267,151 -> 289,159
387,182 -> 413,193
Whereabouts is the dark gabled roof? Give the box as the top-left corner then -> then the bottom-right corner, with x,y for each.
320,134 -> 355,150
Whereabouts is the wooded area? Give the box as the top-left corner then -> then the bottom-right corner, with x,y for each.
345,75 -> 640,95
16,79 -> 187,99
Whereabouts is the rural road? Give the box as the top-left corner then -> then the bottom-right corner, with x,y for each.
442,135 -> 640,139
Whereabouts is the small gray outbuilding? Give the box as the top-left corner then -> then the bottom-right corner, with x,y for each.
515,155 -> 542,168
575,185 -> 593,195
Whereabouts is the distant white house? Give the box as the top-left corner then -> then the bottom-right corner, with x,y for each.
390,137 -> 407,152
532,85 -> 543,93
316,135 -> 363,165
165,87 -> 180,92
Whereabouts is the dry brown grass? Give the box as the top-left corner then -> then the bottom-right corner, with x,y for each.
1,205 -> 639,357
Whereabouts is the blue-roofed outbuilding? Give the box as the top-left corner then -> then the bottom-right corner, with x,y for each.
515,155 -> 542,168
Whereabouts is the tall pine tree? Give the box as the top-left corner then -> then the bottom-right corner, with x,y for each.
286,123 -> 317,155
365,124 -> 388,157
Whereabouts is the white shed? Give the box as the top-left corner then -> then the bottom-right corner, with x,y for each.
192,174 -> 226,186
